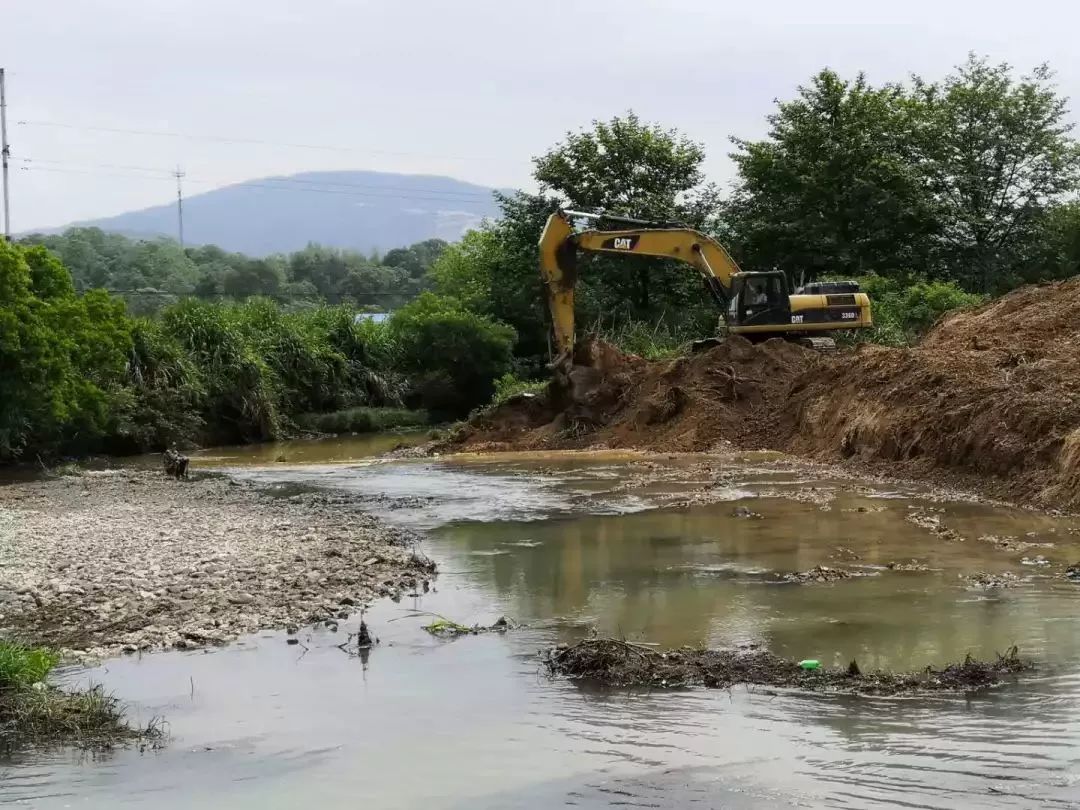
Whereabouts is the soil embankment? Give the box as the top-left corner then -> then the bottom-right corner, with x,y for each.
0,471 -> 434,659
449,277 -> 1080,509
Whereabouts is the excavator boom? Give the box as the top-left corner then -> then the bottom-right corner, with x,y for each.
538,208 -> 871,362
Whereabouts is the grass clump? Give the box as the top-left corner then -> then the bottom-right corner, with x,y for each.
491,373 -> 547,405
0,640 -> 163,750
0,642 -> 58,687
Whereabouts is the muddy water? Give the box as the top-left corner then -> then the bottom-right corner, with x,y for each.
4,448 -> 1080,808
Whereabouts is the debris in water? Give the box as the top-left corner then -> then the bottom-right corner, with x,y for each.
1020,556 -> 1051,567
886,560 -> 931,572
732,506 -> 763,520
782,565 -> 854,584
906,510 -> 965,541
423,615 -> 516,637
1065,563 -> 1080,581
964,572 -> 1022,589
356,619 -> 374,647
543,638 -> 1032,695
979,534 -> 1050,553
798,659 -> 820,670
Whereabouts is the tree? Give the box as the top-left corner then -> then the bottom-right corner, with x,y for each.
530,112 -> 724,329
727,69 -> 937,285
0,241 -> 132,460
912,56 -> 1080,292
727,58 -> 1080,294
388,293 -> 515,417
221,259 -> 285,299
533,111 -> 719,220
382,238 -> 448,279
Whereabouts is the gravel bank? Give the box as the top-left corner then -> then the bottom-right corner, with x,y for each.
0,471 -> 434,659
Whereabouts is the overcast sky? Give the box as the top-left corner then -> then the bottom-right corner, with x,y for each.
5,0 -> 1078,231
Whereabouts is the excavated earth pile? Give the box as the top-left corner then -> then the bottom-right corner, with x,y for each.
449,278 -> 1080,509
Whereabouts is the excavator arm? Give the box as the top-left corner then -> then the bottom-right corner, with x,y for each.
539,209 -> 743,361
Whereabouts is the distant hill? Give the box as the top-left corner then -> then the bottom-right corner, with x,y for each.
54,171 -> 506,256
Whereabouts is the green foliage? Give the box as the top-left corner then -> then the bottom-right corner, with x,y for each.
388,293 -> 516,417
112,319 -> 206,451
727,56 -> 1080,294
491,373 -> 547,406
913,58 -> 1080,293
851,275 -> 986,345
727,70 -> 936,283
594,317 -> 699,360
0,240 -> 132,461
295,407 -> 429,434
534,113 -> 724,332
0,641 -> 58,688
19,230 -> 445,313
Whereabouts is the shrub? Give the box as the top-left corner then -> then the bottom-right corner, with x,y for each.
844,275 -> 986,346
388,293 -> 516,417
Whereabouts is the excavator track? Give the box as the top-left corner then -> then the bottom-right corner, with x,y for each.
795,336 -> 837,351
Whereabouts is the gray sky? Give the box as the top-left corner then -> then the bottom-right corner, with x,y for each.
5,0 -> 1078,231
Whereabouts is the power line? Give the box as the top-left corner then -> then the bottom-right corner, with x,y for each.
15,118 -> 499,163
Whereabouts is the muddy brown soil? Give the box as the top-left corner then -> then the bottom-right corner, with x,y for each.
0,471 -> 434,659
448,277 -> 1080,510
544,638 -> 1032,695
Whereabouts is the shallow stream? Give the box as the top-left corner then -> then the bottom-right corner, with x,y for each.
4,437 -> 1080,808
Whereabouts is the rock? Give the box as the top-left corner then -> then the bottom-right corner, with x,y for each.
228,593 -> 255,605
964,571 -> 1021,588
1064,563 -> 1080,581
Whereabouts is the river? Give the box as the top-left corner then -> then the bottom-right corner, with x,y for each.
3,436 -> 1079,808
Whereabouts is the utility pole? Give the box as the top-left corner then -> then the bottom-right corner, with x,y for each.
1,68 -> 11,240
174,166 -> 185,248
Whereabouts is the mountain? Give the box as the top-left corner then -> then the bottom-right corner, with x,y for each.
58,171 -> 506,256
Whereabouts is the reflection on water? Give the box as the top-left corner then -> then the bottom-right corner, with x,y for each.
4,448 -> 1080,808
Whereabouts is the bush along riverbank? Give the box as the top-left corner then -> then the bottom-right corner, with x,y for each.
0,640 -> 161,750
0,238 -> 515,465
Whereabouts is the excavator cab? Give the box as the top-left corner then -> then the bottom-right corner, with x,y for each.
727,272 -> 791,330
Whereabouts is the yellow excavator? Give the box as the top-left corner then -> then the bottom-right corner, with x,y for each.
539,209 -> 872,366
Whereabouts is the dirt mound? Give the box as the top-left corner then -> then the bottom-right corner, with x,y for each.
543,638 -> 1032,695
446,278 -> 1080,508
453,336 -> 821,454
786,277 -> 1080,506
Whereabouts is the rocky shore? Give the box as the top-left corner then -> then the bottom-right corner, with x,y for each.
0,470 -> 434,660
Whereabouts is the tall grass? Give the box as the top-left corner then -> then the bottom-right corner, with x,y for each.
0,641 -> 58,688
589,314 -> 704,359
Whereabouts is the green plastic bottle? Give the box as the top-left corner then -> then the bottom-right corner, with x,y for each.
798,659 -> 821,670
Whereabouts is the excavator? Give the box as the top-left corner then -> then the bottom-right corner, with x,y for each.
538,209 -> 872,367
